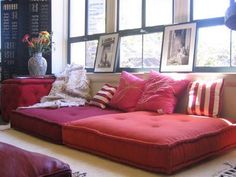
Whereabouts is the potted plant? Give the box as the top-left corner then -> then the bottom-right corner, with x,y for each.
22,31 -> 51,76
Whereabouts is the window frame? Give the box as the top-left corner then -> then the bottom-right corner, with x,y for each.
68,0 -> 107,72
116,0 -> 174,72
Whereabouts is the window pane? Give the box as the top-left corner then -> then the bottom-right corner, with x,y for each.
196,26 -> 230,67
146,0 -> 172,26
143,33 -> 163,68
86,40 -> 98,68
120,35 -> 142,68
193,0 -> 229,20
119,0 -> 142,30
232,31 -> 236,66
70,0 -> 85,37
71,42 -> 85,66
88,0 -> 106,35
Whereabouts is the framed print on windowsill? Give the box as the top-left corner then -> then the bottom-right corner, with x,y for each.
94,33 -> 119,72
160,22 -> 197,72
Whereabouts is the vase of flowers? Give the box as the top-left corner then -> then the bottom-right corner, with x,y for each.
22,31 -> 51,76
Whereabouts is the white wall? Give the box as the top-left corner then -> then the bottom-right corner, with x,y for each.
51,0 -> 68,74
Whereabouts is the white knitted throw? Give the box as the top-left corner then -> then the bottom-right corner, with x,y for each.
19,64 -> 90,109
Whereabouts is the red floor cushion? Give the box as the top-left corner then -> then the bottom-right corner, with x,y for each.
0,142 -> 71,177
10,105 -> 122,144
62,111 -> 236,174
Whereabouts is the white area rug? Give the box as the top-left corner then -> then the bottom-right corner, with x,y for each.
0,129 -> 236,177
0,123 -> 10,131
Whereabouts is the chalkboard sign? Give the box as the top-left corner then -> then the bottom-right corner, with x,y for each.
1,0 -> 51,81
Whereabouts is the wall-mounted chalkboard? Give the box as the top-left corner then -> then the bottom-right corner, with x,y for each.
1,0 -> 51,81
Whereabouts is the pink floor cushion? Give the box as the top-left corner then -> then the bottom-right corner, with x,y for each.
63,112 -> 236,174
0,142 -> 71,177
10,105 -> 122,144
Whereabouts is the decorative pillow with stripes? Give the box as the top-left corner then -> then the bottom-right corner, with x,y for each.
89,84 -> 117,109
187,79 -> 224,117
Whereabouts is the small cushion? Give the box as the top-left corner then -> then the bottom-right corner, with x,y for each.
0,142 -> 71,177
136,70 -> 189,114
187,79 -> 224,117
109,71 -> 145,112
89,84 -> 117,109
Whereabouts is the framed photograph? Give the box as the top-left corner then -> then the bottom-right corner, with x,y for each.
160,22 -> 197,72
94,33 -> 119,72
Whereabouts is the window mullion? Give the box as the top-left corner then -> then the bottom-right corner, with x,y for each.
142,0 -> 145,28
85,0 -> 88,36
142,34 -> 144,69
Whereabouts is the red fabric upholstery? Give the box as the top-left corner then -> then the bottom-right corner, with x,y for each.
1,78 -> 55,122
11,105 -> 122,144
63,112 -> 236,174
0,142 -> 71,177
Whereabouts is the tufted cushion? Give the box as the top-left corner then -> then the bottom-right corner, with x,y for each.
1,78 -> 55,122
109,71 -> 145,112
63,111 -> 236,174
11,105 -> 122,144
89,84 -> 117,109
136,71 -> 189,113
187,79 -> 224,117
0,142 -> 71,177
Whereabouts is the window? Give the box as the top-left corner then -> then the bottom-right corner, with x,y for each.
68,0 -> 233,73
192,0 -> 235,71
119,0 -> 142,30
193,0 -> 228,20
196,26 -> 230,67
146,0 -> 172,26
68,0 -> 106,69
69,0 -> 85,37
118,0 -> 173,71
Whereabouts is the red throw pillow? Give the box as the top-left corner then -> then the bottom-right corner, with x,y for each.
136,70 -> 189,114
109,71 -> 145,112
89,84 -> 117,109
187,79 -> 224,117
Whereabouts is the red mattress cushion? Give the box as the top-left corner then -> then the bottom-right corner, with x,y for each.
10,105 -> 122,144
63,112 -> 236,174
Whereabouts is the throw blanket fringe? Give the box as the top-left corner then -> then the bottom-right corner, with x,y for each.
18,64 -> 90,109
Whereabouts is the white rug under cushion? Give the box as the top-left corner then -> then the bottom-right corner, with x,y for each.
0,129 -> 236,177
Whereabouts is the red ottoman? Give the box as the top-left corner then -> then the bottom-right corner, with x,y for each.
1,77 -> 54,122
0,142 -> 72,177
63,111 -> 236,174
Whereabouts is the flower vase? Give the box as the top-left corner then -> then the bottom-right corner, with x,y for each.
28,52 -> 47,76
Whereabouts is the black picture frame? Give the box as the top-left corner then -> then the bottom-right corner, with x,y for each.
94,33 -> 119,73
160,22 -> 197,72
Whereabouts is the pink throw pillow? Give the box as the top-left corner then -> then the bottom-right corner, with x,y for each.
89,84 -> 117,109
136,71 -> 189,114
187,79 -> 224,117
109,71 -> 145,112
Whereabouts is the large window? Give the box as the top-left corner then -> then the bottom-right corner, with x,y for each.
69,0 -> 106,70
68,0 -> 234,73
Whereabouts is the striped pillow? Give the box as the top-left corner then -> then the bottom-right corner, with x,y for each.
187,79 -> 224,117
89,84 -> 117,109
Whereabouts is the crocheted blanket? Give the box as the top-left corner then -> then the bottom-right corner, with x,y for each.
19,64 -> 90,109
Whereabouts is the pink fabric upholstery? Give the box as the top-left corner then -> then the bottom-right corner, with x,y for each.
11,105 -> 122,144
109,71 -> 145,111
63,111 -> 236,174
1,78 -> 55,122
136,71 -> 189,113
